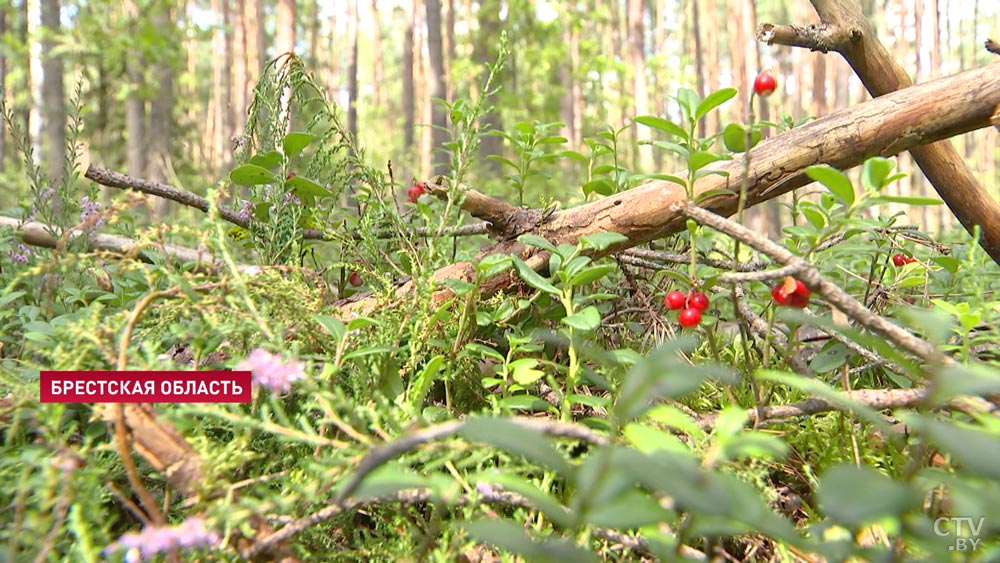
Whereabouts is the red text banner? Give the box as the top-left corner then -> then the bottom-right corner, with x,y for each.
40,371 -> 252,403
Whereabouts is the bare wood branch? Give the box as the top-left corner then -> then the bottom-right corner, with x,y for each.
340,62 -> 1000,317
762,0 -> 1000,265
757,21 -> 860,53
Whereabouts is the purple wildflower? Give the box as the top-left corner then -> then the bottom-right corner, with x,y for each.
282,192 -> 301,206
104,517 -> 219,562
8,242 -> 31,265
238,199 -> 253,222
236,348 -> 306,393
80,196 -> 104,230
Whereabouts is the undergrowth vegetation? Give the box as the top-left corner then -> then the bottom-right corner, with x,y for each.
2,50 -> 1000,563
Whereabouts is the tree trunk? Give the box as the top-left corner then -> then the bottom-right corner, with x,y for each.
627,0 -> 650,171
347,0 -> 359,141
691,0 -> 705,139
41,0 -> 65,183
726,0 -> 748,125
369,0 -> 384,108
244,0 -> 263,86
231,0 -> 247,135
149,4 -> 175,218
276,0 -> 296,132
425,0 -> 448,175
0,5 -> 6,167
211,0 -> 231,172
123,0 -> 146,179
473,0 -> 502,177
403,0 -> 416,155
703,0 -> 719,136
276,0 -> 295,56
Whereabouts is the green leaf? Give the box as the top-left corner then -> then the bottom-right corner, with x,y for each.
517,234 -> 559,254
498,395 -> 558,413
800,205 -> 827,230
474,473 -> 572,527
282,132 -> 312,159
633,115 -> 687,138
312,314 -> 345,341
688,151 -> 726,172
561,306 -> 601,332
409,355 -> 445,406
906,414 -> 1000,479
346,316 -> 379,331
459,520 -> 598,563
582,178 -> 615,197
510,358 -> 545,385
806,165 -> 855,207
583,488 -> 673,529
861,156 -> 894,191
230,164 -> 278,186
876,195 -> 942,206
286,176 -> 332,197
478,254 -> 513,279
695,88 -> 737,120
579,231 -> 628,251
569,264 -> 616,286
818,464 -> 914,527
248,150 -> 282,170
722,123 -> 762,152
352,465 -> 431,500
460,418 -> 571,475
931,364 -> 1000,404
512,258 -> 560,295
694,188 -> 736,204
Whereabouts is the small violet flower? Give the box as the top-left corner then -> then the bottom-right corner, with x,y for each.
104,516 -> 219,562
80,196 -> 104,230
237,199 -> 253,222
8,242 -> 31,265
236,348 -> 306,393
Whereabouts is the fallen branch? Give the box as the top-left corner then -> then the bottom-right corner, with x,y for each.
338,61 -> 1000,317
760,0 -> 1000,265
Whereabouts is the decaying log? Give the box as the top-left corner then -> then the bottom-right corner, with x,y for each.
337,61 -> 1000,317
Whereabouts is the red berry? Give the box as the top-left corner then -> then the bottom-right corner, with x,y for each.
286,172 -> 297,179
892,254 -> 907,267
753,72 -> 777,97
407,183 -> 425,203
772,276 -> 810,308
348,272 -> 363,286
678,307 -> 702,328
687,292 -> 709,312
664,290 -> 687,310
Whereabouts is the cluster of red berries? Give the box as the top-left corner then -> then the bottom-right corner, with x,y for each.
892,253 -> 917,266
664,290 -> 710,328
771,276 -> 811,308
407,182 -> 426,203
753,71 -> 777,97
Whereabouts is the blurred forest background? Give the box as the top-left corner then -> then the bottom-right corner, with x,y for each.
0,0 -> 997,236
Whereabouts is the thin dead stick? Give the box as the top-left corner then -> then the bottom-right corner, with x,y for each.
82,166 -> 489,241
676,202 -> 948,366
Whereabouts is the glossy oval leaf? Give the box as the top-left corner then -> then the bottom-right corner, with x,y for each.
512,258 -> 560,295
282,132 -> 313,159
286,176 -> 332,197
230,164 -> 278,186
806,165 -> 855,207
695,87 -> 737,120
633,115 -> 687,138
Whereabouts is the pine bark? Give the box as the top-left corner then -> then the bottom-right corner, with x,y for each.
425,0 -> 448,175
40,0 -> 65,182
